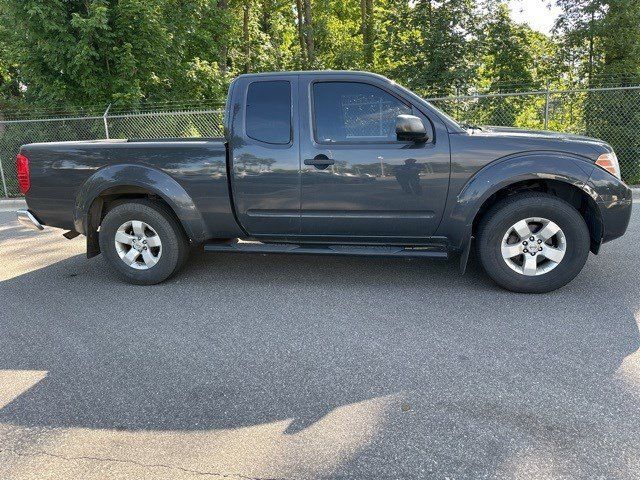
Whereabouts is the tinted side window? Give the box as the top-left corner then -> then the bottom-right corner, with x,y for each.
246,81 -> 291,144
313,82 -> 411,143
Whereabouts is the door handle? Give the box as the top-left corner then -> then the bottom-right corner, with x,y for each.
304,155 -> 335,170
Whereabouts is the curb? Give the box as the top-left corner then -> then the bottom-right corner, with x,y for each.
0,198 -> 26,210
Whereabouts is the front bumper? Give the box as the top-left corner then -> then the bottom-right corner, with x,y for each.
587,167 -> 633,243
16,209 -> 44,230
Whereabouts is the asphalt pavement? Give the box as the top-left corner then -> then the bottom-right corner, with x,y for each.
0,204 -> 639,479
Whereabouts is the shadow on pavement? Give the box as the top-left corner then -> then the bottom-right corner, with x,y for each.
0,242 -> 639,477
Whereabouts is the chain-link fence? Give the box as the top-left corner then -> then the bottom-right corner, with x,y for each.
428,85 -> 640,185
0,109 -> 224,197
1,85 -> 639,197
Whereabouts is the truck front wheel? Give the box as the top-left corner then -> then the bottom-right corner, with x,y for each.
99,200 -> 189,285
476,192 -> 590,293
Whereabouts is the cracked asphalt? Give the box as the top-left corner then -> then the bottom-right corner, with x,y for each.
0,203 -> 639,479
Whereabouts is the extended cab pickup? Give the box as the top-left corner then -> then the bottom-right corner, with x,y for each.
16,71 -> 633,292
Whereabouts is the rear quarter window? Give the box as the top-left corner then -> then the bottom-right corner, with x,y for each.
245,81 -> 291,144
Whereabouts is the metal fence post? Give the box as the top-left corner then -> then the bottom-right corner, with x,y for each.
544,84 -> 550,130
0,156 -> 8,198
103,104 -> 111,139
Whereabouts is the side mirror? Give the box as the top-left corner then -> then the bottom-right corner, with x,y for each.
396,114 -> 428,142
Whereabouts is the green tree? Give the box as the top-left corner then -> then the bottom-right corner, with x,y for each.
313,0 -> 363,69
395,0 -> 481,97
0,0 -> 236,109
555,0 -> 640,182
475,3 -> 535,125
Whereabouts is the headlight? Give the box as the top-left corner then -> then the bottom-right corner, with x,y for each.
595,152 -> 621,180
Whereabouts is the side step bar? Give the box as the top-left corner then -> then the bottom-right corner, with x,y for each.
204,241 -> 448,259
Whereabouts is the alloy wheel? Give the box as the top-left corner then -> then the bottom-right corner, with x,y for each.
114,220 -> 162,270
500,217 -> 566,276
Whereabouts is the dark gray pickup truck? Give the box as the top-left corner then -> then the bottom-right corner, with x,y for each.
16,71 -> 632,292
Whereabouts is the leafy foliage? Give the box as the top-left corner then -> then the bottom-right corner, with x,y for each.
0,0 -> 638,107
0,0 -> 639,184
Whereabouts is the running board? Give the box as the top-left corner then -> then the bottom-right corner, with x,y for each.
204,241 -> 448,259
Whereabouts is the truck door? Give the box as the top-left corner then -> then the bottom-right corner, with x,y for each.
298,74 -> 450,239
228,75 -> 300,235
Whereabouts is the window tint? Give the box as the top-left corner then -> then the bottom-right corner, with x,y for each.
246,81 -> 291,144
313,82 -> 411,143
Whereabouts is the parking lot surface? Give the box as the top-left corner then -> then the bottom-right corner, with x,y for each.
0,205 -> 639,479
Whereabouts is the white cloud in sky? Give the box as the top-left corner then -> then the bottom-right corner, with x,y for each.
508,0 -> 562,35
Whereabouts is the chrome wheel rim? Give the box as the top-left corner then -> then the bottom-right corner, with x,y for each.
501,217 -> 566,276
114,220 -> 162,270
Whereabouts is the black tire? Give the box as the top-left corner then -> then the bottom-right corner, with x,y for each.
99,199 -> 190,285
476,192 -> 590,293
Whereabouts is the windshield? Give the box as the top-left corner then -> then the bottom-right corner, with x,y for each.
391,81 -> 464,132
424,100 -> 463,127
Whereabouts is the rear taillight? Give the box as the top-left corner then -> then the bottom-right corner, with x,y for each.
16,153 -> 30,194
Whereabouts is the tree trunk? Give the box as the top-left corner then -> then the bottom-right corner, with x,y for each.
260,0 -> 271,33
588,9 -> 595,87
261,0 -> 283,68
219,0 -> 229,76
361,0 -> 374,68
296,0 -> 307,66
243,0 -> 251,73
303,0 -> 314,66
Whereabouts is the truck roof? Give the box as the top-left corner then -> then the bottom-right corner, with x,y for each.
236,70 -> 390,81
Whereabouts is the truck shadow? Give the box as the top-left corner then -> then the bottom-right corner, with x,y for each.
1,246 -> 639,477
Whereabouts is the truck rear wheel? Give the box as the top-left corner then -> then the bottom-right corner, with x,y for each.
99,200 -> 189,285
476,192 -> 590,293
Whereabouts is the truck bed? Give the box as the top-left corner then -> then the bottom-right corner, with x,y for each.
20,138 -> 243,240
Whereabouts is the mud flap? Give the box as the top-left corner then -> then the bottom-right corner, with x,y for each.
459,235 -> 474,275
86,231 -> 100,258
63,230 -> 80,240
